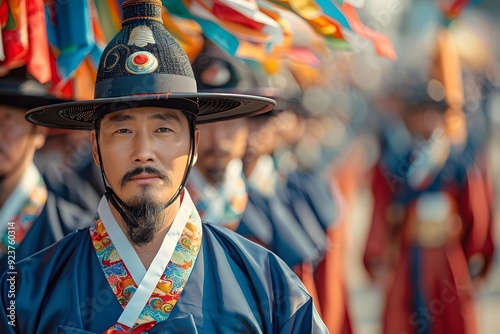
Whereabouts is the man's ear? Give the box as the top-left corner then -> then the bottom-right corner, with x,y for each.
90,130 -> 101,167
192,128 -> 200,166
33,126 -> 49,150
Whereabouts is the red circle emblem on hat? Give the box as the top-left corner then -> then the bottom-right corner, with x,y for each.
133,54 -> 149,65
125,51 -> 158,75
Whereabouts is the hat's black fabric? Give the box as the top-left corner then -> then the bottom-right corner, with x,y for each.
25,0 -> 275,130
0,67 -> 67,110
390,71 -> 449,112
191,41 -> 305,120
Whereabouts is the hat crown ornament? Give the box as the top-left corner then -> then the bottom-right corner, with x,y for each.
95,0 -> 196,99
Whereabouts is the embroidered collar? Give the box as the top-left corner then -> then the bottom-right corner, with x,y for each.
247,154 -> 278,196
0,164 -> 42,233
0,164 -> 47,252
90,190 -> 202,331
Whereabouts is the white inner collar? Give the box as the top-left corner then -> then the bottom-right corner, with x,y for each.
97,190 -> 198,328
0,163 -> 41,235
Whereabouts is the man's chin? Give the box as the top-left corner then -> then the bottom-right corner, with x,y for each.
124,185 -> 162,199
0,167 -> 10,179
125,178 -> 165,190
125,198 -> 163,210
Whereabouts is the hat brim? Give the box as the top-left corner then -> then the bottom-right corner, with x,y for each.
0,90 -> 68,110
25,93 -> 276,130
199,87 -> 307,117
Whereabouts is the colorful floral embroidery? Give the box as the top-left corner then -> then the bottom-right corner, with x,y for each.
90,207 -> 202,331
1,175 -> 47,253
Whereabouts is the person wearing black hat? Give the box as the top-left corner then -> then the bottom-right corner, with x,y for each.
0,1 -> 327,333
190,46 -> 327,315
0,67 -> 94,274
185,117 -> 249,231
184,43 -> 251,231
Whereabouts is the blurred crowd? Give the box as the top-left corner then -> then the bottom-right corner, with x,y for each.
1,0 -> 499,333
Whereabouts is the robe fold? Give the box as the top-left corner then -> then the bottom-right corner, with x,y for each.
238,185 -> 321,268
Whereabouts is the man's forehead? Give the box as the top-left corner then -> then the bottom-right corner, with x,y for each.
199,117 -> 247,130
103,107 -> 184,122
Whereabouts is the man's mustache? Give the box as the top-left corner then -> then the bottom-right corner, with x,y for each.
120,166 -> 171,188
0,144 -> 7,156
201,147 -> 230,157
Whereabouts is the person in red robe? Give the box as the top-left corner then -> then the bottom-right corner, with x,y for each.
363,77 -> 494,334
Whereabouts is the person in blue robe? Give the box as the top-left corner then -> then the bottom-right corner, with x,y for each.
1,194 -> 325,333
239,184 -> 322,269
0,67 -> 94,274
0,2 -> 328,332
185,117 -> 250,231
192,44 -> 324,276
238,105 -> 324,315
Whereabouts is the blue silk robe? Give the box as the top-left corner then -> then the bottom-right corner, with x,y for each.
0,222 -> 327,333
237,185 -> 322,268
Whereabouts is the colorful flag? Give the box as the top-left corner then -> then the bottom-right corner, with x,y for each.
0,0 -> 51,83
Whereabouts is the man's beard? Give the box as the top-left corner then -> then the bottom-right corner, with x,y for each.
206,167 -> 225,186
123,191 -> 165,246
117,166 -> 172,246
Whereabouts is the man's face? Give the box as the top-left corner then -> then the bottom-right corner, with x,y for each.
243,116 -> 275,165
273,110 -> 305,147
92,107 -> 199,207
403,105 -> 444,139
196,118 -> 248,185
0,104 -> 47,179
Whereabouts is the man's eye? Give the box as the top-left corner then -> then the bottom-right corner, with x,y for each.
156,127 -> 171,133
116,129 -> 130,133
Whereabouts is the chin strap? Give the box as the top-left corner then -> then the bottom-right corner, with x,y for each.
94,112 -> 197,226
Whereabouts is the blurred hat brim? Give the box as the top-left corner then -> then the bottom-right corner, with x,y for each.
0,79 -> 68,110
0,93 -> 67,110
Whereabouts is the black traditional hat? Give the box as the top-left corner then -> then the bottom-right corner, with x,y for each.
0,67 -> 67,109
25,0 -> 275,130
192,41 -> 304,119
401,77 -> 449,112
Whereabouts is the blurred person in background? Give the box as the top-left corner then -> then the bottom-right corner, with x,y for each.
363,74 -> 494,334
191,45 -> 326,313
238,102 -> 324,314
273,98 -> 355,334
36,129 -> 102,211
0,67 -> 93,273
189,44 -> 330,319
185,117 -> 249,231
185,46 -> 250,231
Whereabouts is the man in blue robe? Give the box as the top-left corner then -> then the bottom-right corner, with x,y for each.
0,67 -> 94,274
185,118 -> 249,231
0,1 -> 328,333
185,44 -> 251,231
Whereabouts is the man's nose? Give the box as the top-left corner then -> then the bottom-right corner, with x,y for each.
132,132 -> 156,163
